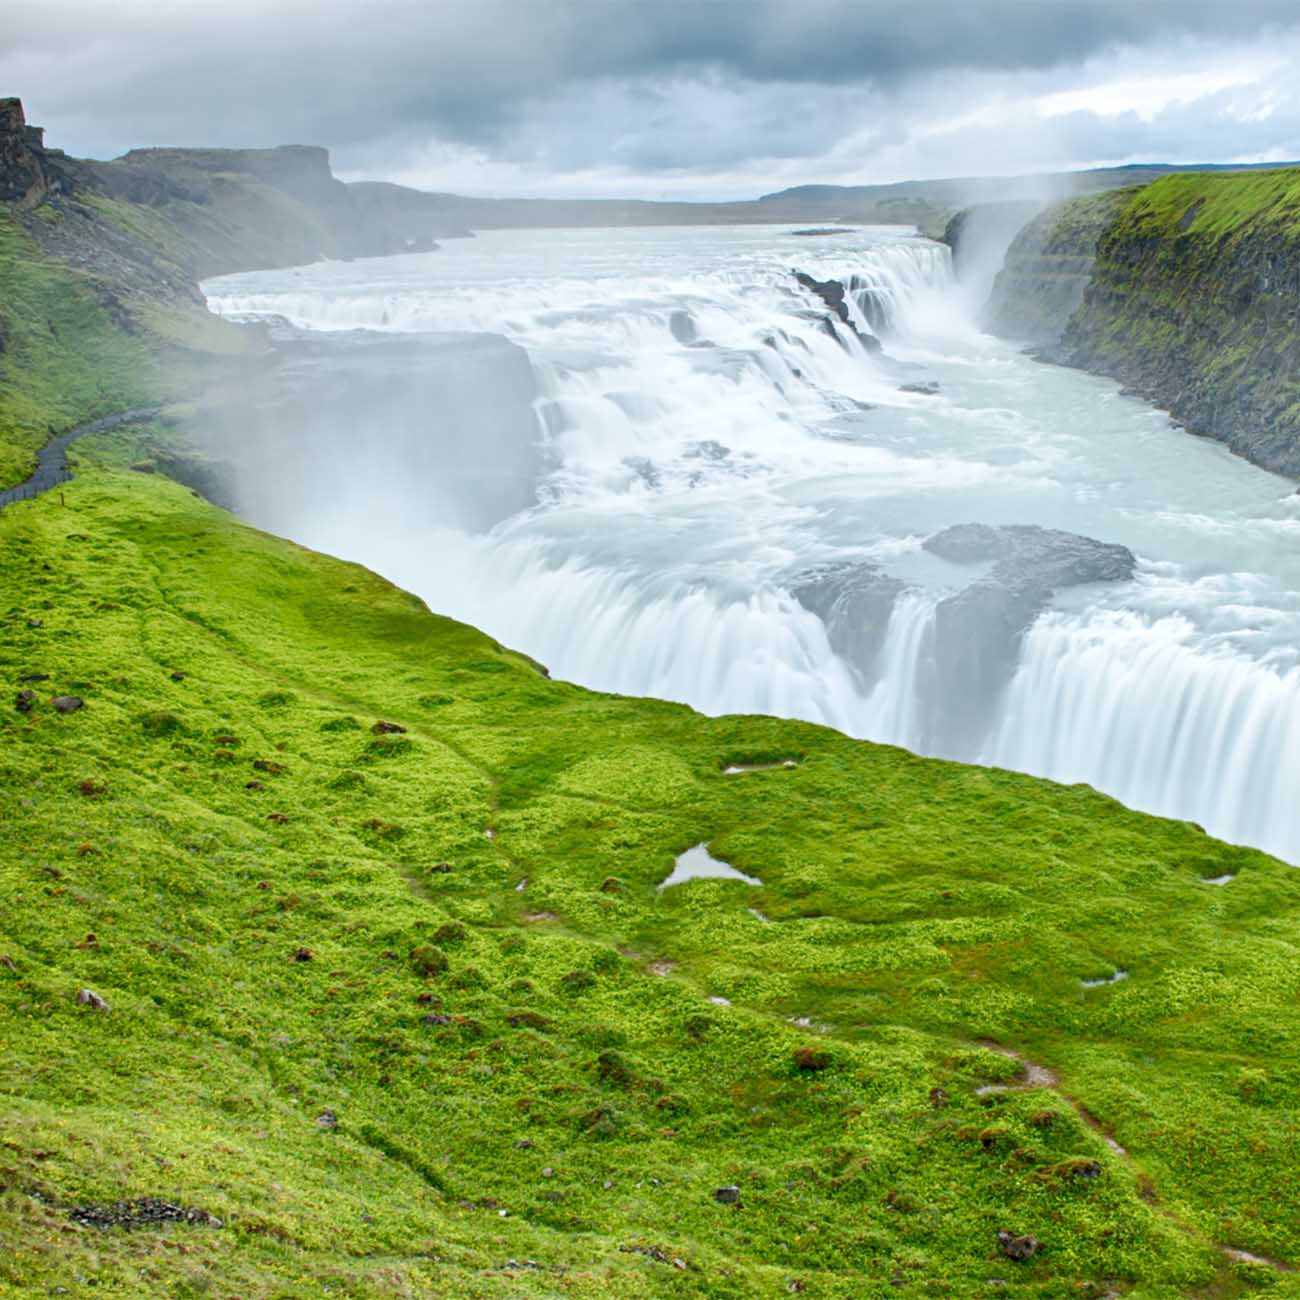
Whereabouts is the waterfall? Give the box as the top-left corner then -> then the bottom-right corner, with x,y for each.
203,225 -> 1300,866
984,611 -> 1300,862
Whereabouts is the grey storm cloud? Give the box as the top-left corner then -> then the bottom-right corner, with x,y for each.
4,0 -> 1300,192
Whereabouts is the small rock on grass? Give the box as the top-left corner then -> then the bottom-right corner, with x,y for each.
76,988 -> 109,1012
52,696 -> 84,714
713,1185 -> 740,1204
15,690 -> 36,713
997,1231 -> 1040,1261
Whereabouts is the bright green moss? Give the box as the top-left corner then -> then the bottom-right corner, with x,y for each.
0,444 -> 1297,1297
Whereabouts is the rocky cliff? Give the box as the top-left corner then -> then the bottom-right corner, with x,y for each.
0,97 -> 54,205
1061,171 -> 1300,477
966,169 -> 1300,478
980,189 -> 1130,348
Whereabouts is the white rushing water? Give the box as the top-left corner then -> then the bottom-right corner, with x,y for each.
204,224 -> 1300,863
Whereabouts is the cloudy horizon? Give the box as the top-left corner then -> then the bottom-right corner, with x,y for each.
6,0 -> 1300,200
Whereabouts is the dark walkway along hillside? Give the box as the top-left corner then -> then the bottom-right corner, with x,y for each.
0,408 -> 159,509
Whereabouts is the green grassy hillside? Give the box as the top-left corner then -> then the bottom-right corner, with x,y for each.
0,210 -> 157,486
1,429 -> 1298,1298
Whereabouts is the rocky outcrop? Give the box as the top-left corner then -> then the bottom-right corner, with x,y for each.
923,524 -> 1136,756
793,271 -> 882,352
0,98 -> 49,206
982,190 -> 1131,348
791,563 -> 904,684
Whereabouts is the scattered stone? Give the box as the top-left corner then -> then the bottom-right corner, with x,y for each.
899,381 -> 940,395
20,673 -> 49,683
253,759 -> 287,775
316,1110 -> 338,1130
542,1167 -> 555,1178
714,1185 -> 741,1205
214,735 -> 240,746
793,1047 -> 831,1072
514,877 -> 528,892
267,812 -> 289,824
422,1012 -> 451,1026
603,1180 -> 614,1190
51,696 -> 83,714
15,689 -> 36,713
513,1139 -> 534,1150
524,911 -> 559,923
68,1198 -> 222,1231
997,1231 -> 1040,1262
245,781 -> 265,791
430,862 -> 453,874
0,955 -> 14,971
371,720 -> 407,735
75,988 -> 109,1012
26,619 -> 43,629
929,1087 -> 948,1109
170,672 -> 186,682
291,947 -> 314,963
255,881 -> 270,890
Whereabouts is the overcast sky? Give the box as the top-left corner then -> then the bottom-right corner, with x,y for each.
6,0 -> 1300,199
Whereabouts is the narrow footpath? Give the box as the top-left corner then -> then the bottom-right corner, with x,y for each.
0,408 -> 159,510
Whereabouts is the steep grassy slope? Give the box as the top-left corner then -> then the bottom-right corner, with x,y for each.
0,210 -> 159,486
1,432 -> 1298,1298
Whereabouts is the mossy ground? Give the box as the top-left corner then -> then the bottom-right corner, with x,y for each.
1,426 -> 1298,1298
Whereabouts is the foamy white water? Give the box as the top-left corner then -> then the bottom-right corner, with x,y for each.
205,224 -> 1300,863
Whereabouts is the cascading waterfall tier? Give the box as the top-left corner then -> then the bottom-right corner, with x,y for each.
203,223 -> 1300,865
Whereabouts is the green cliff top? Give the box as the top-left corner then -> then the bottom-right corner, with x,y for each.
1113,167 -> 1300,241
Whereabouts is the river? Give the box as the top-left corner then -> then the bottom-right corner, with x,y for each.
204,223 -> 1300,863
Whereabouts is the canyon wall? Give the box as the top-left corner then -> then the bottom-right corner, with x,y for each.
968,171 -> 1300,477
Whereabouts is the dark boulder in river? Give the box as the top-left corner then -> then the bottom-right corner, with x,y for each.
925,524 -> 1137,757
923,522 -> 1135,589
791,563 -> 905,686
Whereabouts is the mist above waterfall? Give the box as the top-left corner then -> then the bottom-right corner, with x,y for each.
204,223 -> 1300,863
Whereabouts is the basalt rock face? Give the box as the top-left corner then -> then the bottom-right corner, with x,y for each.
982,190 -> 1131,348
923,524 -> 1136,757
0,98 -> 50,206
1061,172 -> 1300,478
791,563 -> 904,685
